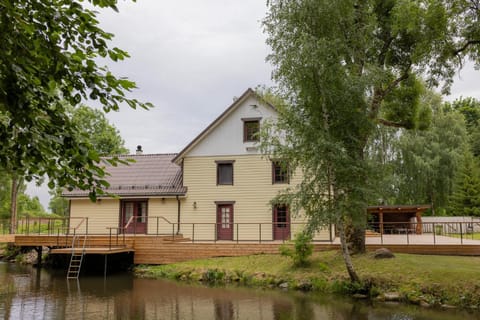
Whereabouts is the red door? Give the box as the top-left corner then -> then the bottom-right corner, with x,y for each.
273,205 -> 290,240
217,204 -> 233,240
121,201 -> 148,234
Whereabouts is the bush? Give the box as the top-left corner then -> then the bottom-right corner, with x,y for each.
279,232 -> 313,267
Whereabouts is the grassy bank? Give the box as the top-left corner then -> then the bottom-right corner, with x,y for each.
135,250 -> 480,309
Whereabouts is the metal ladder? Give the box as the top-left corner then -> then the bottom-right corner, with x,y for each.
67,234 -> 87,279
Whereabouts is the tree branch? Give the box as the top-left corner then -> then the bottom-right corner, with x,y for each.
377,118 -> 406,128
369,69 -> 410,120
453,40 -> 480,55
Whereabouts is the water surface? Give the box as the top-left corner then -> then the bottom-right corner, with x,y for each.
0,262 -> 478,319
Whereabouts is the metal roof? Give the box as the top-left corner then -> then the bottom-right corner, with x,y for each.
63,153 -> 187,198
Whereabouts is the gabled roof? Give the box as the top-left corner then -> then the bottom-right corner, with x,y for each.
63,154 -> 187,198
172,88 -> 276,164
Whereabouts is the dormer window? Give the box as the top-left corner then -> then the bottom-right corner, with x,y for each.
242,117 -> 261,142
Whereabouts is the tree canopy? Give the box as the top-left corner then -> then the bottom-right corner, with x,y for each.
263,0 -> 480,281
48,104 -> 129,216
0,0 -> 151,199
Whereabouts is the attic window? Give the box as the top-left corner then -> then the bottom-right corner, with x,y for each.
242,117 -> 261,142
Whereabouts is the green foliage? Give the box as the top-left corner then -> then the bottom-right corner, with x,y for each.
447,97 -> 480,157
202,269 -> 226,285
17,194 -> 47,217
48,188 -> 69,216
279,232 -> 314,267
394,110 -> 468,212
0,0 -> 152,200
71,105 -> 129,156
46,104 -> 128,214
448,151 -> 480,216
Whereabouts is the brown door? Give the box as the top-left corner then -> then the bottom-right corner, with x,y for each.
273,205 -> 290,240
217,204 -> 233,240
121,201 -> 148,234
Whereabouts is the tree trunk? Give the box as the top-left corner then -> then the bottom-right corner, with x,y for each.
9,177 -> 18,234
347,223 -> 366,254
338,220 -> 360,283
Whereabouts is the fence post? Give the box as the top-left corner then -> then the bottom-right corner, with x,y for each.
86,217 -> 89,235
433,222 -> 436,245
192,224 -> 195,243
380,223 -> 383,245
157,217 -> 159,236
460,223 -> 463,245
259,224 -> 262,243
236,224 -> 239,244
109,228 -> 112,250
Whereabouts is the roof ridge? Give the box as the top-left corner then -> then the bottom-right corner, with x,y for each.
103,153 -> 179,158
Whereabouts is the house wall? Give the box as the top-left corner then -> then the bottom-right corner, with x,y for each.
147,198 -> 181,235
188,96 -> 278,157
69,197 -> 180,235
181,154 -> 332,241
69,198 -> 120,234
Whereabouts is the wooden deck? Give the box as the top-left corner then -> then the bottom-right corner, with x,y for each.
2,234 -> 480,264
50,247 -> 133,255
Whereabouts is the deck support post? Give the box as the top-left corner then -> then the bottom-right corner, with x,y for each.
35,246 -> 42,267
104,255 -> 108,278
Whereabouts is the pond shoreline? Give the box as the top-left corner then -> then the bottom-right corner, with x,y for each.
133,250 -> 480,311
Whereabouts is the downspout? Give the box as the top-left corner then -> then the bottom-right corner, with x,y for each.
176,195 -> 181,235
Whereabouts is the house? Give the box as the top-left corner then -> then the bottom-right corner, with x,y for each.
63,89 -> 334,242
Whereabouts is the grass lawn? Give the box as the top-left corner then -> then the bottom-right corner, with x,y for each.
448,232 -> 480,240
136,251 -> 480,308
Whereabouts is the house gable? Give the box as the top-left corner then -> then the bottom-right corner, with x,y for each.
173,88 -> 277,163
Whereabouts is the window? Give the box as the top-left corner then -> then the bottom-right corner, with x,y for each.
272,161 -> 289,184
242,118 -> 261,142
216,161 -> 234,185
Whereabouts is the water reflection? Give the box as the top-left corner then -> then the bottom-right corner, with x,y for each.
1,262 -> 479,320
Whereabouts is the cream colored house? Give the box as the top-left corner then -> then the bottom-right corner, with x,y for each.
64,89 -> 333,241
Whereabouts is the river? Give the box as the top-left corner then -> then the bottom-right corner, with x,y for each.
0,262 -> 479,320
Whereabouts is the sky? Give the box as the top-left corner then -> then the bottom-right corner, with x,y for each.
27,1 -> 480,210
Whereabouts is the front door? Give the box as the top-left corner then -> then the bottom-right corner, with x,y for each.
121,201 -> 148,234
273,205 -> 290,240
217,204 -> 234,240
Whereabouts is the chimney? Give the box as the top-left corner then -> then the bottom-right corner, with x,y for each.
136,145 -> 143,155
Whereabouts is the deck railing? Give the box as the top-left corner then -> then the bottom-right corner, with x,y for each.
367,221 -> 480,245
2,217 -> 480,246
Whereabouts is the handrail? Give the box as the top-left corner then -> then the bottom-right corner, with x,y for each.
123,215 -> 135,230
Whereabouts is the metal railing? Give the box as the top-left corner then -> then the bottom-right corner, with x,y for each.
367,221 -> 480,245
3,217 -> 480,246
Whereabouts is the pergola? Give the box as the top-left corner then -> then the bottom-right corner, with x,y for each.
367,205 -> 431,234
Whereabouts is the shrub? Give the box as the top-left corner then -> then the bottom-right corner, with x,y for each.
279,232 -> 313,267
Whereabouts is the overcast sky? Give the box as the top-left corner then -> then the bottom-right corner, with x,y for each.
27,1 -> 480,210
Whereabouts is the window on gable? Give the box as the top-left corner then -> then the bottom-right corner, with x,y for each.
272,161 -> 289,184
242,118 -> 261,142
216,161 -> 234,185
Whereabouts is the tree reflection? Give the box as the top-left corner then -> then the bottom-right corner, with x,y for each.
214,299 -> 234,320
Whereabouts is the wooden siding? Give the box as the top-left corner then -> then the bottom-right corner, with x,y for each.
147,198 -> 180,235
70,199 -> 119,234
11,235 -> 480,264
69,198 -> 180,235
182,155 -> 332,241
